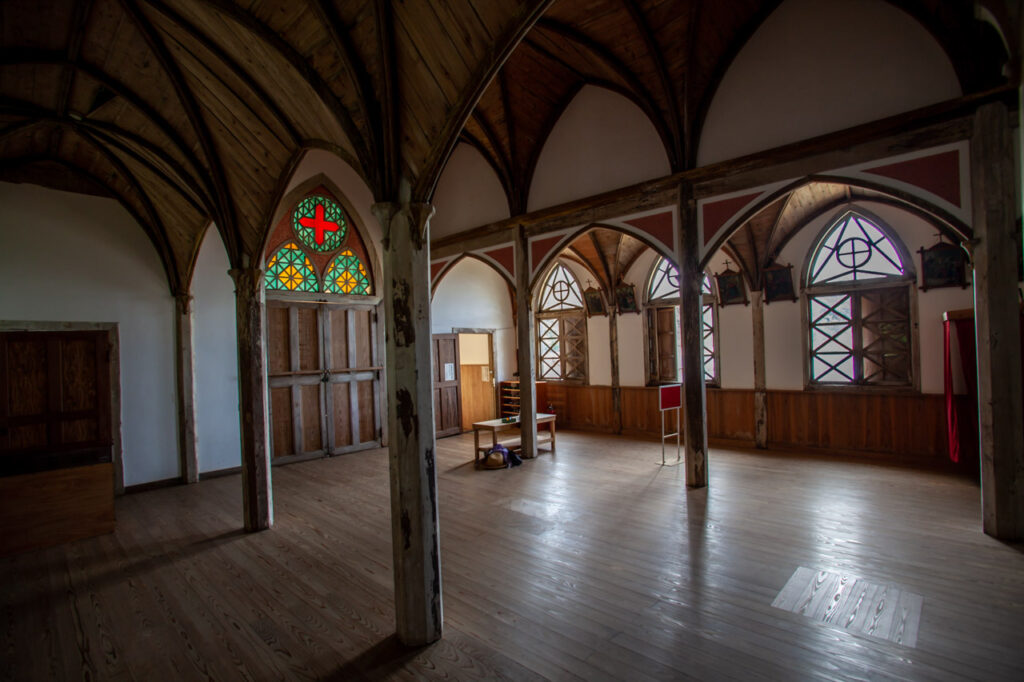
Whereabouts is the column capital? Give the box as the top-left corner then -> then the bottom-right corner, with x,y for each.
372,202 -> 435,248
228,267 -> 264,295
174,292 -> 194,315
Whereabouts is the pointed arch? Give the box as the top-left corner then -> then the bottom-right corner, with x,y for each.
430,252 -> 515,300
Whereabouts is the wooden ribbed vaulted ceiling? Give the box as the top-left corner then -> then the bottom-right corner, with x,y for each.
0,0 -> 1005,293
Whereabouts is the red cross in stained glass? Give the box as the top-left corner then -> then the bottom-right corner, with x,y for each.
298,203 -> 340,245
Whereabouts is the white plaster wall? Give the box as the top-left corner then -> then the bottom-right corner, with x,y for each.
528,86 -> 671,212
718,304 -> 755,389
698,0 -> 961,165
771,200 -> 975,393
587,316 -> 612,385
764,300 -> 804,390
191,228 -> 242,474
617,314 -> 647,387
0,183 -> 178,485
431,143 -> 511,240
431,258 -> 515,382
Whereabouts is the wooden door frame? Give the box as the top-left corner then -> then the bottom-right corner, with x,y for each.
432,333 -> 463,438
0,321 -> 123,494
265,297 -> 385,464
452,328 -> 498,428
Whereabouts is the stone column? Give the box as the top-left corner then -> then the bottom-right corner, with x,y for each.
751,290 -> 768,449
229,268 -> 273,532
677,184 -> 708,487
373,202 -> 443,645
971,101 -> 1024,540
174,293 -> 199,483
515,226 -> 538,458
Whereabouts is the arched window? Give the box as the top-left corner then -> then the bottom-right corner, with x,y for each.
265,242 -> 318,292
536,262 -> 587,381
804,210 -> 915,386
263,192 -> 374,296
645,256 -> 718,384
324,249 -> 371,295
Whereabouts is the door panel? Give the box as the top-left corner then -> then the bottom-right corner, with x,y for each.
267,301 -> 382,462
432,334 -> 461,437
270,387 -> 293,456
0,331 -> 112,473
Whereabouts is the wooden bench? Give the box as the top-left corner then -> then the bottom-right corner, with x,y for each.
472,413 -> 556,467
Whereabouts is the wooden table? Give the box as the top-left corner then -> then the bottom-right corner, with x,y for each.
472,413 -> 556,467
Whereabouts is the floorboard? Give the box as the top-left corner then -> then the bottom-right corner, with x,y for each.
2,430 -> 1023,680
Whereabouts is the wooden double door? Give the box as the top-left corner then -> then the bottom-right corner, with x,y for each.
267,300 -> 382,463
0,330 -> 113,472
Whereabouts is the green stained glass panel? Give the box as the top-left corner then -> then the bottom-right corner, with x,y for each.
265,242 -> 319,292
324,249 -> 371,295
292,195 -> 347,252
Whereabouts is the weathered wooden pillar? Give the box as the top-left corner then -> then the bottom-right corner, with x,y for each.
229,268 -> 273,532
677,184 -> 708,487
610,306 -> 622,434
751,290 -> 768,449
515,226 -> 539,459
174,293 -> 199,483
971,101 -> 1024,540
373,202 -> 443,646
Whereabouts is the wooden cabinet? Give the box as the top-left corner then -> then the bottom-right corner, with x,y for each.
498,380 -> 548,417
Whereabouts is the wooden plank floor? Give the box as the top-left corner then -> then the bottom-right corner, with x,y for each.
3,430 -> 1024,680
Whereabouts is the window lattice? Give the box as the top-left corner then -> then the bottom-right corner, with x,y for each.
265,242 -> 318,292
806,211 -> 913,387
539,264 -> 584,311
648,257 -> 712,301
323,249 -> 371,295
538,315 -> 586,381
808,212 -> 905,285
701,303 -> 715,383
292,195 -> 348,252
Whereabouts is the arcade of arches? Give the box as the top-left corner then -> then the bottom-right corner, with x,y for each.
1,0 -> 1023,677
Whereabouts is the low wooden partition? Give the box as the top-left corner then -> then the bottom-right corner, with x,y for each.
0,462 -> 115,556
542,383 -> 951,466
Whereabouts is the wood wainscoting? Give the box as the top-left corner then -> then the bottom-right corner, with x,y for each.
542,384 -> 951,465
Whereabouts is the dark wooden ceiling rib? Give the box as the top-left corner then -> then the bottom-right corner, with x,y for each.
589,230 -> 615,290
412,0 -> 552,202
192,0 -> 371,174
0,50 -> 202,185
144,0 -> 301,147
56,0 -> 94,118
71,127 -> 180,290
373,0 -> 397,198
118,0 -> 238,257
621,0 -> 681,169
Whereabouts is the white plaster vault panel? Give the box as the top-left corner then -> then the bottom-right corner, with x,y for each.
772,566 -> 923,648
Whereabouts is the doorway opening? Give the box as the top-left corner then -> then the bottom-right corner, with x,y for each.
458,332 -> 496,432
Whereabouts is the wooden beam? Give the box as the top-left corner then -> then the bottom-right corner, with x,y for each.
677,183 -> 708,487
373,202 -> 442,645
432,87 -> 1018,259
174,294 -> 199,484
374,0 -> 398,198
515,226 -> 539,459
229,268 -> 273,531
971,101 -> 1024,540
57,0 -> 95,118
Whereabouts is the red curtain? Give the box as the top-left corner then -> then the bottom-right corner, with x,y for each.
943,318 -> 978,464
